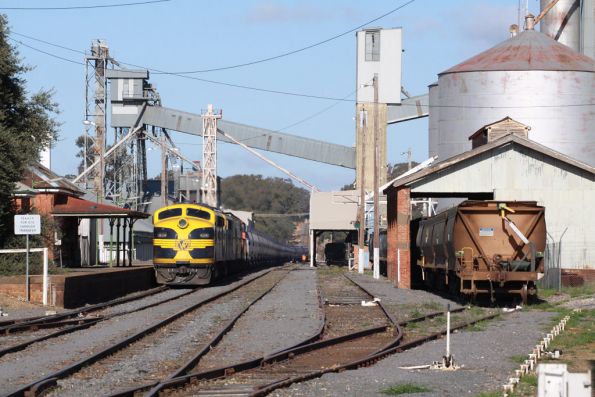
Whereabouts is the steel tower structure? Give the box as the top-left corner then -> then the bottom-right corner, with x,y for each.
201,104 -> 221,207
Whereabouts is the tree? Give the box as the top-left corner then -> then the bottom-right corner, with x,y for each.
0,15 -> 59,245
219,175 -> 309,242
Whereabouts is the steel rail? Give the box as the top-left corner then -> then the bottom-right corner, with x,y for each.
107,272 -> 328,397
0,285 -> 169,333
0,267 -> 290,356
143,269 -> 293,396
132,271 -> 398,396
0,286 -> 203,357
251,311 -> 501,397
3,268 -> 277,397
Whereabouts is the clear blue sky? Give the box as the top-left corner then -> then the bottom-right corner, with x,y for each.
3,0 -> 541,191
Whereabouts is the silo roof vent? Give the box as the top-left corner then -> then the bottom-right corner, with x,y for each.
469,117 -> 530,149
525,13 -> 535,30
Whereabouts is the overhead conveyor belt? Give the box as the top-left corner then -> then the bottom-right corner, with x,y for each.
387,94 -> 429,124
142,105 -> 357,169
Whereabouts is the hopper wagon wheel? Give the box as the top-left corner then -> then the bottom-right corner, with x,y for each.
520,283 -> 528,305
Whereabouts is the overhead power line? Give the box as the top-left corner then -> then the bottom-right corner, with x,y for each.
0,0 -> 171,10
8,34 -> 353,101
8,37 -> 85,66
10,0 -> 417,74
156,0 -> 418,74
8,35 -> 595,108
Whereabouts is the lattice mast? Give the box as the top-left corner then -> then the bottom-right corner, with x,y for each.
84,40 -> 111,201
201,104 -> 221,207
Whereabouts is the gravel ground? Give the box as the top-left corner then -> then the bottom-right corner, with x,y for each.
348,273 -> 461,307
100,287 -> 193,316
197,267 -> 321,369
0,293 -> 64,320
48,278 -> 272,396
273,310 -> 555,397
0,268 -> 271,395
559,296 -> 595,310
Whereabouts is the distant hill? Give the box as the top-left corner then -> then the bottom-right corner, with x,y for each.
220,175 -> 309,243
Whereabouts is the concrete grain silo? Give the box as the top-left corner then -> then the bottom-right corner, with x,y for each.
428,15 -> 595,167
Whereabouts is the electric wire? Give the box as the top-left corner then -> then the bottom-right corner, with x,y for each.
0,0 -> 171,10
8,37 -> 85,66
151,0 -> 418,74
8,33 -> 353,101
7,35 -> 595,108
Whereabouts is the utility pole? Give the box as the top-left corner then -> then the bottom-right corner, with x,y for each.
373,74 -> 380,280
161,133 -> 168,207
358,107 -> 367,274
402,147 -> 412,170
202,104 -> 221,208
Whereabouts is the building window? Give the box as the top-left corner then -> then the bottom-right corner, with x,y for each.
365,31 -> 380,61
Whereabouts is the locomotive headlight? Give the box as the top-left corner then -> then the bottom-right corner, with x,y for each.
178,218 -> 188,229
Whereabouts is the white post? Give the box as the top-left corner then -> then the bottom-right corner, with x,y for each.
309,230 -> 314,268
42,248 -> 48,306
373,247 -> 380,279
358,248 -> 364,274
446,303 -> 451,359
25,234 -> 30,302
397,248 -> 401,287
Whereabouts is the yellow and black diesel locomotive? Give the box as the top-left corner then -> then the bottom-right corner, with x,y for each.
153,203 -> 304,285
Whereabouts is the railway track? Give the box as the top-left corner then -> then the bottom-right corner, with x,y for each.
130,272 -> 496,397
0,286 -> 199,358
0,285 -> 169,333
1,266 -> 289,397
104,270 -> 396,396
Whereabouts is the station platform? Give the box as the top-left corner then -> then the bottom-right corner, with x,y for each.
0,263 -> 156,308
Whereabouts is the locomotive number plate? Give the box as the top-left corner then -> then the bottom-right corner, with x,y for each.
479,227 -> 494,237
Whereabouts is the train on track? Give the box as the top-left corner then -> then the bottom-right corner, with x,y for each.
152,203 -> 306,285
414,201 -> 546,304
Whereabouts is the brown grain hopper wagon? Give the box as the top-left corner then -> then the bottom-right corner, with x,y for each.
416,201 -> 546,303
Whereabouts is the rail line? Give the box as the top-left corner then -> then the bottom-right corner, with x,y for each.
106,270 -> 396,396
2,267 -> 285,397
0,285 -> 169,332
0,285 -> 200,358
143,274 -> 490,397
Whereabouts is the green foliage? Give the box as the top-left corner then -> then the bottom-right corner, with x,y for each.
549,309 -> 595,350
219,175 -> 309,242
562,282 -> 595,298
520,374 -> 537,387
0,213 -> 63,275
509,354 -> 527,364
0,15 -> 59,245
380,383 -> 431,395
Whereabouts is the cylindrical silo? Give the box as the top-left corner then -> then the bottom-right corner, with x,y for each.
432,19 -> 595,167
428,82 -> 439,159
540,0 -> 581,52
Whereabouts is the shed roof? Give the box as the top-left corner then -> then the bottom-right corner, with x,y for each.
52,196 -> 149,219
21,162 -> 83,196
440,29 -> 595,75
383,134 -> 595,193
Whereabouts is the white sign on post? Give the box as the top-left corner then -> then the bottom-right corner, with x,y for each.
14,215 -> 41,235
14,214 -> 41,302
